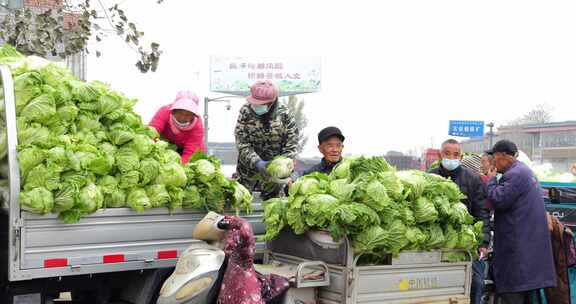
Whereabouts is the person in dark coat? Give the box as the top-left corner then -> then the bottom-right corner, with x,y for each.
429,139 -> 491,304
303,127 -> 345,175
544,214 -> 572,304
486,140 -> 556,303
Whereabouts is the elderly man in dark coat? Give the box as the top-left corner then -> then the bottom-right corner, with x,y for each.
486,140 -> 556,303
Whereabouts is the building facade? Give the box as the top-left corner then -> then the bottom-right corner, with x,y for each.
461,121 -> 576,171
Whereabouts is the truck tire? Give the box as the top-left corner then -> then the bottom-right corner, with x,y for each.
116,268 -> 174,304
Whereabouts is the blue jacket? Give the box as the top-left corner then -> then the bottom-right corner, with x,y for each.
303,158 -> 340,175
487,160 -> 556,293
429,165 -> 491,246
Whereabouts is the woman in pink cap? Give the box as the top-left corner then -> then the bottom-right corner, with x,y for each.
149,91 -> 206,164
234,80 -> 299,200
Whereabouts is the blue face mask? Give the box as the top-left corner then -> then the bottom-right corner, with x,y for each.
441,159 -> 460,171
251,104 -> 269,116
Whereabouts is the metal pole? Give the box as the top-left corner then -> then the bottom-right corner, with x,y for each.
203,95 -> 243,154
487,122 -> 495,148
1,65 -> 22,281
204,97 -> 209,151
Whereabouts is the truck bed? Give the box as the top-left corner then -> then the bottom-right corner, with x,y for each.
0,64 -> 267,283
5,205 -> 264,281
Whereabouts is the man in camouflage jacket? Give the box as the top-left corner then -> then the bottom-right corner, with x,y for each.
235,80 -> 299,200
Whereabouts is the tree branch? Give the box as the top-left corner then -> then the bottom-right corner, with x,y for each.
96,0 -> 115,31
95,0 -> 140,54
1,0 -> 162,73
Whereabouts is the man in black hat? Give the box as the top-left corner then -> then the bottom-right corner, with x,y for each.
485,140 -> 556,303
303,127 -> 345,175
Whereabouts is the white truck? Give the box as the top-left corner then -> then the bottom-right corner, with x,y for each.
0,65 -> 266,304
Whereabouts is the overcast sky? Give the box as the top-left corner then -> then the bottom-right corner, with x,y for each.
86,0 -> 576,158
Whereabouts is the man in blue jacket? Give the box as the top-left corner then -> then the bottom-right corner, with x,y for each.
429,139 -> 490,304
486,140 -> 556,303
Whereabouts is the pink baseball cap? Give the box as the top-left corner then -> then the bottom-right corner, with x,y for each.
170,91 -> 200,116
246,80 -> 279,105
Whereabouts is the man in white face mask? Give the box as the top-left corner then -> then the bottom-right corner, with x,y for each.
429,139 -> 491,304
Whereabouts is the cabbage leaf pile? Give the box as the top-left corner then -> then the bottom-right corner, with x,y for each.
263,156 -> 483,260
0,45 -> 253,223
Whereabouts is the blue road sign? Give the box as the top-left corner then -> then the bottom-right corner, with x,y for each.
449,120 -> 485,137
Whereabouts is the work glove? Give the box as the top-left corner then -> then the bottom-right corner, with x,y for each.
256,160 -> 269,177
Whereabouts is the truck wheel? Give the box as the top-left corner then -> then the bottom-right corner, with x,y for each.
146,269 -> 174,304
71,288 -> 111,304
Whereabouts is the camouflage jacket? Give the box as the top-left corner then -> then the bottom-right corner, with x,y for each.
234,102 -> 299,189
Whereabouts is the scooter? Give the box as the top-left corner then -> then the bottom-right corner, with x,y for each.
157,212 -> 227,304
157,212 -> 330,304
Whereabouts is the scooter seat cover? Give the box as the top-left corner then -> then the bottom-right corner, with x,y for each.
217,216 -> 289,304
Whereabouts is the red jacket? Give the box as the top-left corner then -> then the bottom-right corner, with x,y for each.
149,104 -> 206,163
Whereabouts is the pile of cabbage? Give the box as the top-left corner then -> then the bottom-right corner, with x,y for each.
0,45 -> 252,223
263,156 -> 484,261
515,151 -> 576,183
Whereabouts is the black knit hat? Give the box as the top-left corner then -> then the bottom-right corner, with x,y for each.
318,127 -> 345,144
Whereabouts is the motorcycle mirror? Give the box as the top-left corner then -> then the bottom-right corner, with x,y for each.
217,219 -> 231,230
193,212 -> 225,241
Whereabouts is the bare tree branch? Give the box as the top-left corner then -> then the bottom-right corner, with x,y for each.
508,103 -> 553,126
96,0 -> 114,29
283,96 -> 308,154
